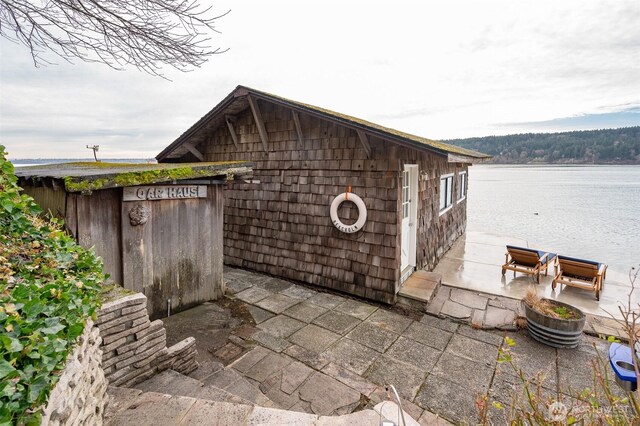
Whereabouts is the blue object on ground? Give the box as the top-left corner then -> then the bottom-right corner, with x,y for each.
609,342 -> 637,391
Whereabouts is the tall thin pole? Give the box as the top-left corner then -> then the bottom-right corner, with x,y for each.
86,145 -> 100,162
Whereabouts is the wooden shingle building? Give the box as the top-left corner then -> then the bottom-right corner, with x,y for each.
158,86 -> 489,304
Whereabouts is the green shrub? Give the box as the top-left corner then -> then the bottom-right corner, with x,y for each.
0,147 -> 104,425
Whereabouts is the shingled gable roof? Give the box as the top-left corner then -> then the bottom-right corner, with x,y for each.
156,85 -> 490,162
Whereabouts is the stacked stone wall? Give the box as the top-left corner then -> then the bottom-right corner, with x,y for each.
41,320 -> 107,425
96,293 -> 198,387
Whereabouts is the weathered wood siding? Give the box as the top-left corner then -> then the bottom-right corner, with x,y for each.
394,152 -> 468,270
18,186 -> 123,283
69,190 -> 123,285
21,186 -> 67,219
191,100 -> 468,304
20,181 -> 225,318
121,185 -> 224,319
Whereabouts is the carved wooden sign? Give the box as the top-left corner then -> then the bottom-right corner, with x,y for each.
123,185 -> 206,201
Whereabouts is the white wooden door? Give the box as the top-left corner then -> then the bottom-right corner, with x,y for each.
401,165 -> 418,283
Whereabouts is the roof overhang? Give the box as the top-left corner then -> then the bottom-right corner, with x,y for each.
447,153 -> 488,164
16,161 -> 253,193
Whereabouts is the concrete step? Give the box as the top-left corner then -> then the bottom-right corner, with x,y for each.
105,387 -> 427,426
188,359 -> 224,381
398,270 -> 441,303
133,369 -> 258,407
200,367 -> 276,408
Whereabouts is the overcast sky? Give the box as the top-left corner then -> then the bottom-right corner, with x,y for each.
2,0 -> 640,159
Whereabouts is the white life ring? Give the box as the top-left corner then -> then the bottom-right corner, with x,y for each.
330,192 -> 367,233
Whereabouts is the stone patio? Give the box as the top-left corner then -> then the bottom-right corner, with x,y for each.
159,266 -> 625,425
427,277 -> 628,340
433,230 -> 636,321
422,230 -> 633,340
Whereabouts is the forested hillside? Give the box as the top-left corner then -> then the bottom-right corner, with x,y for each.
445,126 -> 640,164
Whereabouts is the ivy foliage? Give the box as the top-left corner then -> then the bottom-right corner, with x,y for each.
0,147 -> 104,425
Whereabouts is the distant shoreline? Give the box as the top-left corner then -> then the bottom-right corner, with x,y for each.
446,126 -> 640,165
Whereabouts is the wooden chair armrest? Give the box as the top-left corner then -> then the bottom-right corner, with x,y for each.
598,264 -> 607,276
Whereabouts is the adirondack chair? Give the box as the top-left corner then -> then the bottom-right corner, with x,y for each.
502,245 -> 556,283
552,255 -> 607,300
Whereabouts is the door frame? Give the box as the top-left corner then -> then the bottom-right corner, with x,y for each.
400,164 -> 419,283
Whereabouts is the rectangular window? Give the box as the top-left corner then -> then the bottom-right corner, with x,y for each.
439,173 -> 454,214
457,171 -> 467,203
402,170 -> 410,219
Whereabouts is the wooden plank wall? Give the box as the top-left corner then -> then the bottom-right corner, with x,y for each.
21,183 -> 226,317
18,186 -> 123,284
192,100 -> 467,304
20,186 -> 67,219
121,186 -> 223,319
72,189 -> 123,285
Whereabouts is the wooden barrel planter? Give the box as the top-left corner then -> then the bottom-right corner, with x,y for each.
524,299 -> 586,348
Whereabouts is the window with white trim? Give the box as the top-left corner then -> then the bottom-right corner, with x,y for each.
457,171 -> 467,202
402,170 -> 410,219
439,173 -> 454,213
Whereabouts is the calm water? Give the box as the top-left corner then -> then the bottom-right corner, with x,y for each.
467,165 -> 640,273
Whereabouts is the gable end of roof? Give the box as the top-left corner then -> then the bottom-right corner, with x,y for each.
157,85 -> 491,161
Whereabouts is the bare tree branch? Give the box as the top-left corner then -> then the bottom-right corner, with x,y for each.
0,0 -> 229,76
603,264 -> 640,402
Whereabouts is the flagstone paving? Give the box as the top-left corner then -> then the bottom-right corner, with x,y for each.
161,266 -> 624,425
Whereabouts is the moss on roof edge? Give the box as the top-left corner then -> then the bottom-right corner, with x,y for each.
243,86 -> 491,159
13,161 -> 252,193
41,162 -> 251,193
